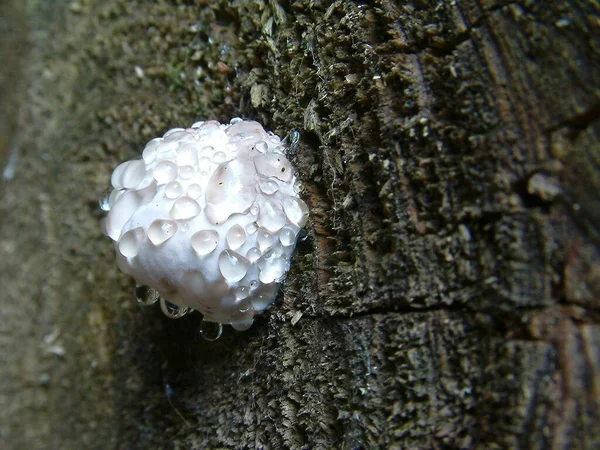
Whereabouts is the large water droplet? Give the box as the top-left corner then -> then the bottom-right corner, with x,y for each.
187,183 -> 202,199
118,227 -> 145,257
245,222 -> 258,235
251,283 -> 279,310
259,257 -> 287,284
148,219 -> 178,245
258,178 -> 280,195
254,140 -> 268,153
153,160 -> 178,184
160,297 -> 189,319
258,199 -> 286,232
231,315 -> 254,331
246,247 -> 261,262
205,159 -> 257,224
279,227 -> 296,246
199,320 -> 223,341
170,196 -> 201,220
99,189 -> 111,211
163,128 -> 185,139
165,181 -> 183,199
176,144 -> 198,166
105,183 -> 157,241
230,117 -> 244,125
212,151 -> 227,163
227,224 -> 246,250
218,250 -> 250,282
191,230 -> 219,255
235,286 -> 250,300
253,153 -> 293,182
135,285 -> 159,305
257,228 -> 276,251
283,198 -> 309,228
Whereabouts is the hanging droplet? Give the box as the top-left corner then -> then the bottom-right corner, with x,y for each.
191,230 -> 219,255
246,247 -> 261,262
148,219 -> 178,245
227,224 -> 246,250
254,140 -> 268,153
231,316 -> 254,331
118,227 -> 145,257
257,228 -> 276,251
170,196 -> 201,220
160,297 -> 189,319
259,257 -> 287,284
99,189 -> 112,211
153,160 -> 178,184
187,183 -> 202,199
258,199 -> 286,232
258,178 -> 280,195
279,227 -> 296,246
199,320 -> 223,341
135,285 -> 159,305
283,197 -> 309,228
218,250 -> 250,282
165,181 -> 184,199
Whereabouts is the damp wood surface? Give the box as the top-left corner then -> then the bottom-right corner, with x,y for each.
0,0 -> 598,449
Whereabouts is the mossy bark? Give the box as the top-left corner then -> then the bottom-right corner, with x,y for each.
1,0 -> 598,449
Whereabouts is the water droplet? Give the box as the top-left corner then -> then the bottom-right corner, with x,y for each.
99,190 -> 111,211
176,144 -> 198,166
246,247 -> 261,262
282,130 -> 300,151
283,198 -> 309,228
106,183 -> 157,241
218,250 -> 250,282
245,222 -> 258,235
257,228 -> 276,251
269,135 -> 281,144
160,297 -> 189,319
191,121 -> 204,129
212,151 -> 227,163
163,127 -> 185,139
199,320 -> 223,341
148,220 -> 178,245
255,140 -> 268,153
259,178 -> 280,195
187,183 -> 202,199
231,315 -> 254,331
279,227 -> 296,246
235,286 -> 249,300
253,153 -> 293,182
153,161 -> 178,184
251,283 -> 279,310
258,257 -> 287,284
250,204 -> 259,216
230,117 -> 244,124
165,181 -> 183,199
135,285 -> 159,305
118,227 -> 145,257
180,165 -> 195,179
249,280 -> 258,289
227,224 -> 246,250
191,230 -> 219,255
142,138 -> 163,164
170,196 -> 201,220
200,145 -> 214,156
293,179 -> 302,194
258,199 -> 286,232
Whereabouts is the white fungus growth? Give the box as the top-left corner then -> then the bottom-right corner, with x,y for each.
103,119 -> 309,332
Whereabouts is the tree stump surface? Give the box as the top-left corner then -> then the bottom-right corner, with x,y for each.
0,1 -> 598,449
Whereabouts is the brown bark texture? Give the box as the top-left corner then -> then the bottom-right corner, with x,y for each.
0,0 -> 599,449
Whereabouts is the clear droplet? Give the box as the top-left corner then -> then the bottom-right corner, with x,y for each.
245,222 -> 258,235
163,128 -> 185,139
171,196 -> 201,220
212,151 -> 227,163
160,297 -> 189,319
255,140 -> 268,153
165,181 -> 183,199
148,220 -> 178,245
253,153 -> 293,182
283,198 -> 309,228
191,230 -> 219,256
227,224 -> 246,250
135,285 -> 159,305
251,282 -> 279,310
250,204 -> 259,216
269,135 -> 281,144
180,165 -> 195,180
258,199 -> 286,232
258,178 -> 280,195
200,145 -> 214,156
257,228 -> 276,251
246,247 -> 261,262
231,315 -> 254,331
235,286 -> 249,300
199,320 -> 223,341
249,280 -> 258,289
230,117 -> 243,125
279,227 -> 296,246
153,160 -> 178,184
176,144 -> 198,166
187,183 -> 202,199
258,257 -> 287,284
218,250 -> 250,282
118,227 -> 145,257
293,179 -> 302,194
99,190 -> 111,211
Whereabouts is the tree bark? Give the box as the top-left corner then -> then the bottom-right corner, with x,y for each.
1,0 -> 598,449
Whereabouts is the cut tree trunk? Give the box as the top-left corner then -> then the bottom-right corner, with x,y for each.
0,1 -> 598,449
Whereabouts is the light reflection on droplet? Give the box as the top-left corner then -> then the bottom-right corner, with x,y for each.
199,320 -> 223,341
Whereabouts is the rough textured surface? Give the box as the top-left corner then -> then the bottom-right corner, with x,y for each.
0,0 -> 598,449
